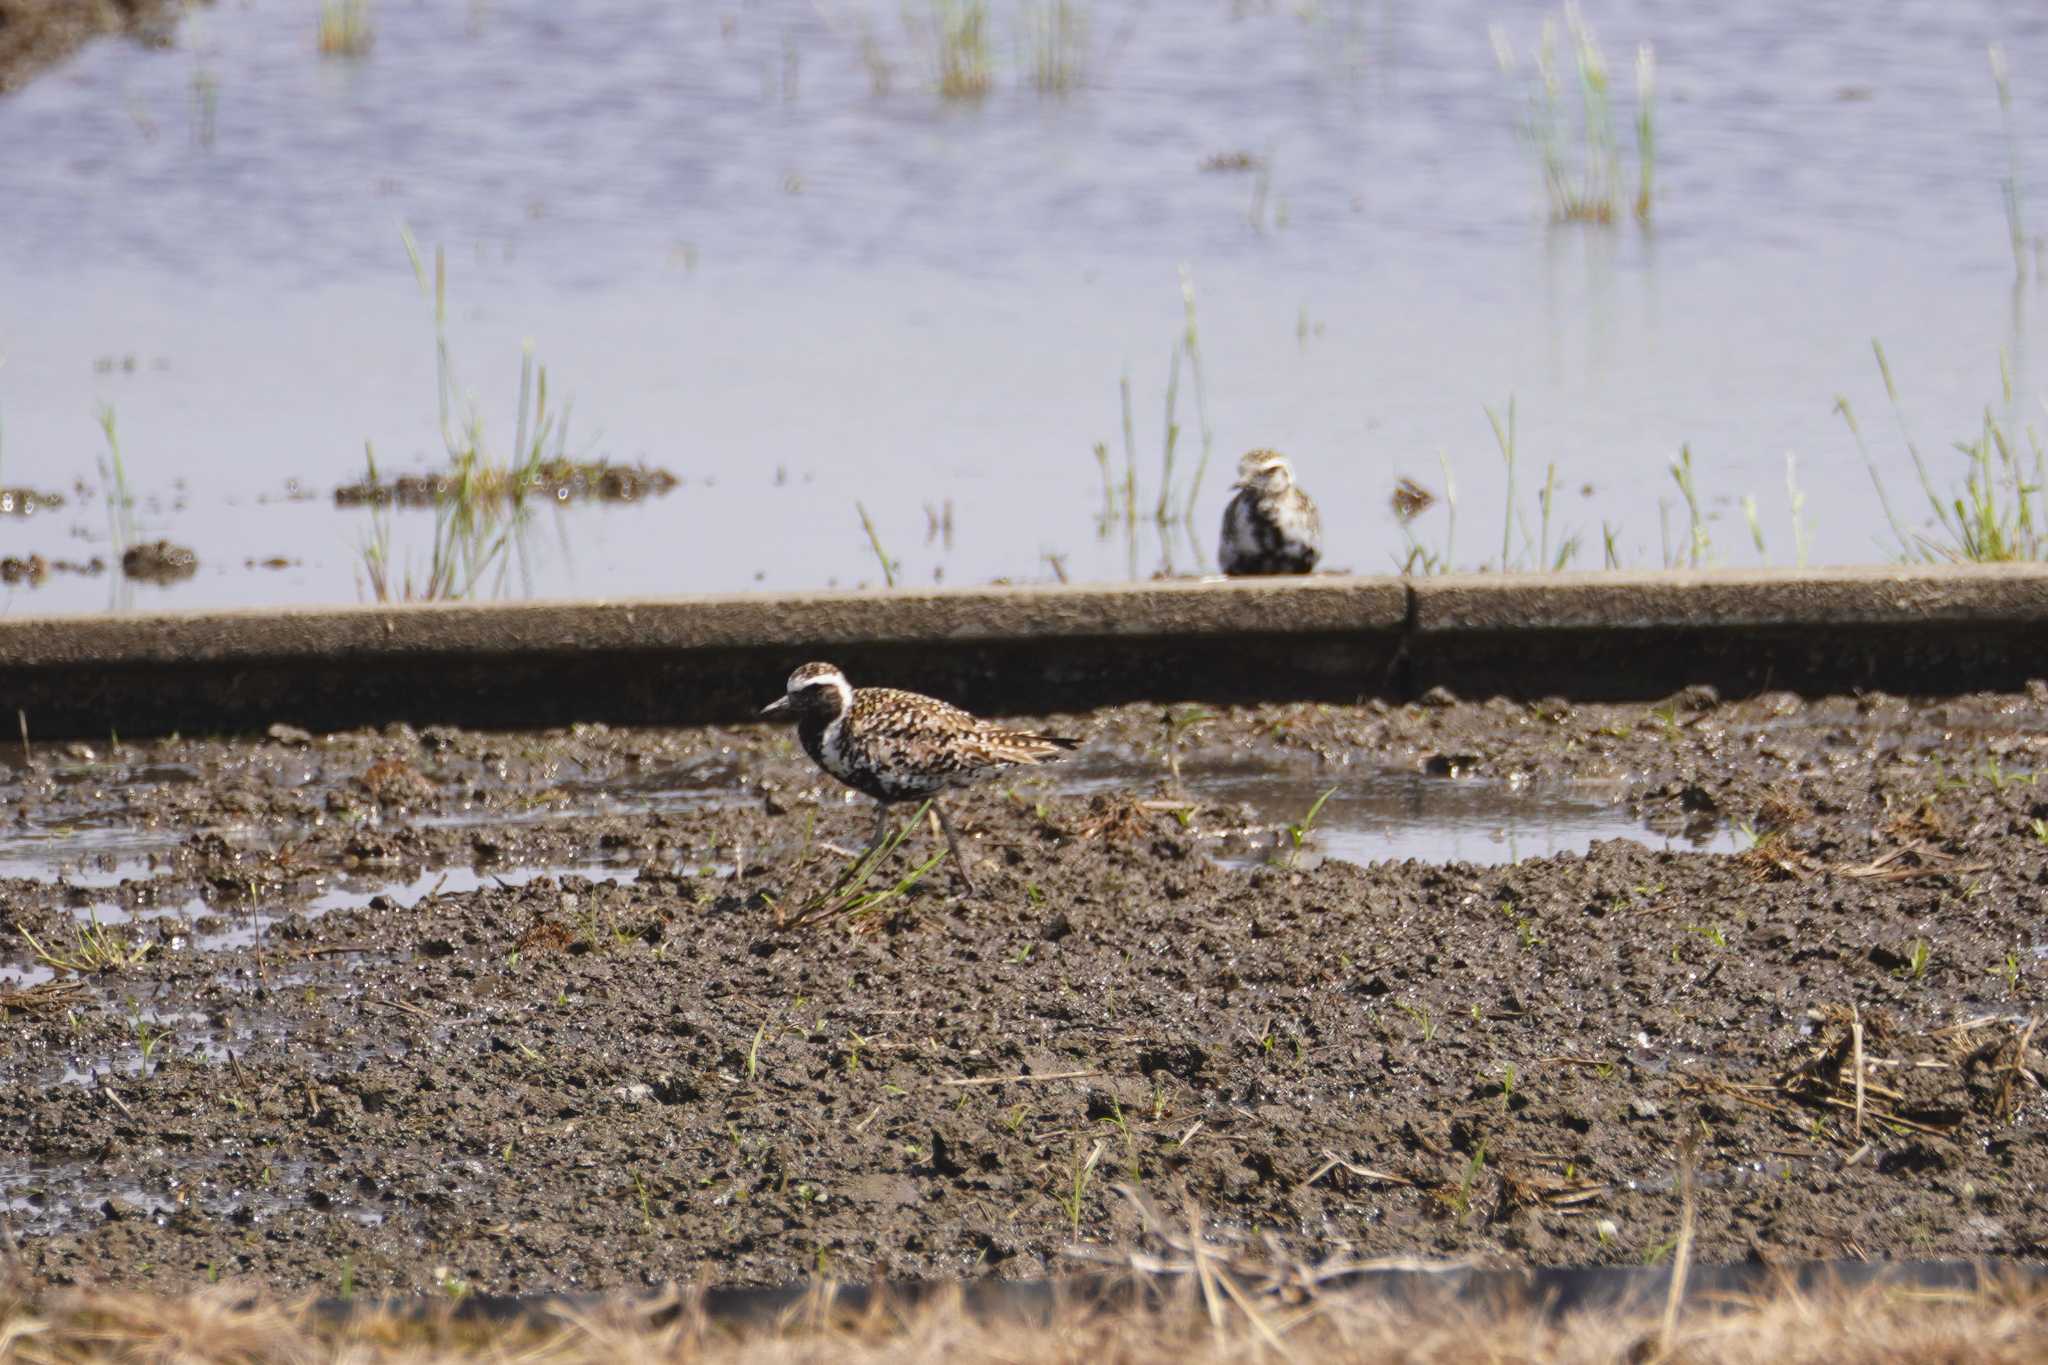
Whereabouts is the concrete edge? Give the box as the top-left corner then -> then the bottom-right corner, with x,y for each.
0,576 -> 1409,667
3,563 -> 2044,666
0,564 -> 2044,734
1411,562 -> 2048,631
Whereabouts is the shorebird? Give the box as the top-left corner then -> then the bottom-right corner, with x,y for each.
1219,448 -> 1322,575
760,662 -> 1081,893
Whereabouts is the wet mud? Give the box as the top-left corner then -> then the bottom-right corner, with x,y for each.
3,685 -> 2046,1297
331,460 -> 680,508
0,0 -> 179,92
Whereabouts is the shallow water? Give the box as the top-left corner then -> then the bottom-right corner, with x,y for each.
2,2 -> 2046,615
1059,755 -> 1736,866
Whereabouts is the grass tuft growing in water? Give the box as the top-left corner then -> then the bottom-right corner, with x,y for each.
1020,0 -> 1088,95
354,231 -> 600,603
925,0 -> 993,100
1492,6 -> 1655,225
317,0 -> 375,58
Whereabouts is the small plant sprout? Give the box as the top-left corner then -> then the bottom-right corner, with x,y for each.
1282,785 -> 1339,865
1990,950 -> 2022,993
1451,1141 -> 1488,1220
1668,445 -> 1712,567
1057,1138 -> 1105,1237
2031,818 -> 2048,845
1685,924 -> 1727,950
1896,938 -> 1932,982
1395,1001 -> 1437,1043
1161,705 -> 1213,790
1785,452 -> 1811,567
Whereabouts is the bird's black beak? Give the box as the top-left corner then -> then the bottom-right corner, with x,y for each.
760,696 -> 792,717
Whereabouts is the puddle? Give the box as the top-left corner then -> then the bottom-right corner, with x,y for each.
307,861 -> 640,913
2,4 -> 2045,610
0,962 -> 56,990
1061,757 -> 1739,868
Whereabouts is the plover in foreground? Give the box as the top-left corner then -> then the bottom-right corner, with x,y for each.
1219,448 -> 1322,576
761,662 -> 1081,893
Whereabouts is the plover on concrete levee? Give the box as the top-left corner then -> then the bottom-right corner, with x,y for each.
1219,448 -> 1322,576
761,662 -> 1080,893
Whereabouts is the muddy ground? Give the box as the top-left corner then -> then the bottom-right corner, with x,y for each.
3,684 -> 2047,1297
0,0 -> 181,92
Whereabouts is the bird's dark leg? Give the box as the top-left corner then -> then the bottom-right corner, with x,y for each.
931,800 -> 978,895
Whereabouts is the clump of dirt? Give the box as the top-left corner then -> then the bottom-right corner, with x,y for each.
1,553 -> 106,584
332,459 -> 679,508
0,486 -> 66,515
0,688 -> 2044,1300
120,539 -> 197,582
0,0 -> 184,93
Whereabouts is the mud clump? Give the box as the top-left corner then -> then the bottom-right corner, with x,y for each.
0,486 -> 66,515
0,0 -> 181,93
120,539 -> 197,582
2,553 -> 105,584
333,459 -> 679,508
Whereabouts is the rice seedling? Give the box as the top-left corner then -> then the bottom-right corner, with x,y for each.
1019,0 -> 1087,94
1056,1137 -> 1105,1237
1668,444 -> 1712,567
1492,7 -> 1656,224
1485,397 -> 1517,568
317,0 -> 375,58
855,501 -> 900,587
1155,341 -> 1182,526
1989,44 -> 2038,279
93,403 -> 136,565
1785,452 -> 1811,567
1176,266 -> 1217,522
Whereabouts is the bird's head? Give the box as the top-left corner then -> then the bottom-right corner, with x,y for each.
761,661 -> 854,720
1233,449 -> 1296,499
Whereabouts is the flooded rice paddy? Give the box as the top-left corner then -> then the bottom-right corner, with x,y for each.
3,1 -> 2048,612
